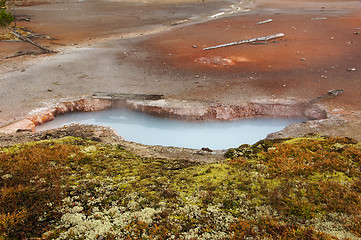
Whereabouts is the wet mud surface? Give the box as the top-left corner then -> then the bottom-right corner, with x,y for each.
0,0 -> 360,143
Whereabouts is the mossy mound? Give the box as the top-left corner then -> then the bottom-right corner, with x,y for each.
1,136 -> 360,239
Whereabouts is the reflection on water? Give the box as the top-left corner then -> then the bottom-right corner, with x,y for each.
36,108 -> 304,150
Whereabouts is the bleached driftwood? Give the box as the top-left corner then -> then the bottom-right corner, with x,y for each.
202,33 -> 285,50
209,12 -> 225,18
311,17 -> 327,20
11,30 -> 53,53
257,19 -> 273,25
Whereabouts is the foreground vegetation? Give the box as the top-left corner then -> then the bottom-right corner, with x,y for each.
1,135 -> 360,239
0,0 -> 14,28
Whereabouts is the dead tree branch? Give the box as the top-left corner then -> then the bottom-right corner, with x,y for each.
0,51 -> 45,62
309,89 -> 344,104
11,30 -> 54,53
203,33 -> 285,51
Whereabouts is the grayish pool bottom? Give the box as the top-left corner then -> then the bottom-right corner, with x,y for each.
36,108 -> 305,150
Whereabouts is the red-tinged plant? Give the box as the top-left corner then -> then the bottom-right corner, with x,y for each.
228,219 -> 256,239
228,156 -> 247,166
262,138 -> 361,178
229,217 -> 338,239
0,143 -> 85,239
350,213 -> 361,237
124,219 -> 150,239
148,224 -> 171,239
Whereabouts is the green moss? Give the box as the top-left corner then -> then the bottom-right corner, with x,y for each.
309,171 -> 354,184
283,137 -> 323,145
1,136 -> 360,239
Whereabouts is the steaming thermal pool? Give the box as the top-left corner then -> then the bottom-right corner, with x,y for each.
36,108 -> 305,149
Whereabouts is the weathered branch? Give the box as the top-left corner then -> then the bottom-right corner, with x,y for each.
202,33 -> 285,51
309,89 -> 344,104
11,30 -> 54,53
257,19 -> 273,25
0,51 -> 45,62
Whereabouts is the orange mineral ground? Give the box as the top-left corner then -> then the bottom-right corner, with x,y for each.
140,1 -> 361,109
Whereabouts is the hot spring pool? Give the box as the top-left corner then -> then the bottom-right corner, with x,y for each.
36,108 -> 305,149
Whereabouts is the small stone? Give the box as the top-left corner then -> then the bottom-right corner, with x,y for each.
193,45 -> 198,48
47,89 -> 53,92
347,68 -> 356,72
195,75 -> 199,78
91,137 -> 102,142
201,147 -> 213,152
300,58 -> 306,61
354,32 -> 360,35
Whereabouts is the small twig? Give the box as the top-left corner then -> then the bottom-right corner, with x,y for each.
203,33 -> 285,50
50,42 -> 66,46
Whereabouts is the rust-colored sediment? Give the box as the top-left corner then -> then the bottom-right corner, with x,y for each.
0,99 -> 112,133
140,7 -> 361,109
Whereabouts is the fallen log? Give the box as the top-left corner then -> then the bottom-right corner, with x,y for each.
202,33 -> 285,50
92,92 -> 164,101
11,30 -> 53,53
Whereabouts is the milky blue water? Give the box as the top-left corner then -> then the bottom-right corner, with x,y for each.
36,108 -> 304,150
